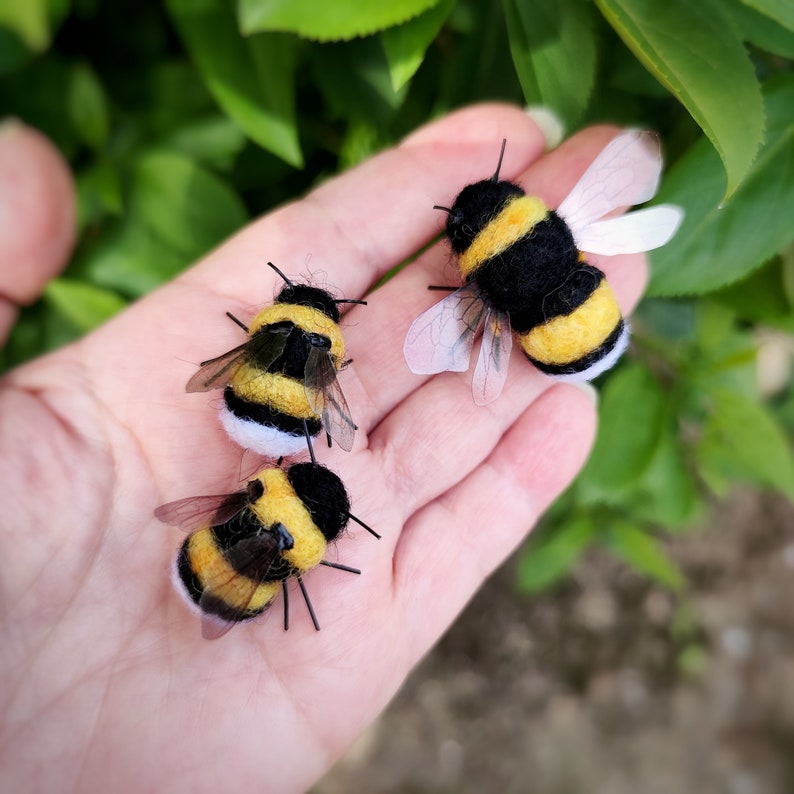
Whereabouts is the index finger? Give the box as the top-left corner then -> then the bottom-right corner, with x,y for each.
178,103 -> 549,303
54,105 -> 550,494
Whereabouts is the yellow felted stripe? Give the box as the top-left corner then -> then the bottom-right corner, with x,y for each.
230,367 -> 317,419
250,303 -> 345,364
458,195 -> 548,278
187,529 -> 279,613
519,280 -> 621,365
250,469 -> 327,573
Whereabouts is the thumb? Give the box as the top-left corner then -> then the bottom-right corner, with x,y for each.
0,120 -> 76,344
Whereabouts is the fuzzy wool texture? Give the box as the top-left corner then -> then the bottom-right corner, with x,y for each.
218,406 -> 311,457
547,322 -> 630,381
250,468 -> 327,571
249,303 -> 345,365
519,280 -> 622,365
230,368 -> 316,418
286,462 -> 351,542
471,211 -> 582,333
458,195 -> 548,279
182,529 -> 281,613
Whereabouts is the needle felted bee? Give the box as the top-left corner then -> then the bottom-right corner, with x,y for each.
155,461 -> 379,639
404,131 -> 684,405
187,262 -> 365,457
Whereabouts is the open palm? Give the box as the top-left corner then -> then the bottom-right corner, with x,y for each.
0,106 -> 646,793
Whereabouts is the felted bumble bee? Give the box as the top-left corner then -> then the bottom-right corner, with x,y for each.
187,262 -> 365,457
155,461 -> 378,639
404,130 -> 684,404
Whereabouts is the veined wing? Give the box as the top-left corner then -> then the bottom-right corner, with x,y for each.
575,205 -> 684,255
472,306 -> 513,406
403,283 -> 487,375
155,491 -> 249,531
557,130 -> 663,232
185,325 -> 290,393
304,347 -> 356,452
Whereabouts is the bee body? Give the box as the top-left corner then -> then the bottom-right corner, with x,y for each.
187,265 -> 360,456
157,462 -> 371,639
404,131 -> 683,403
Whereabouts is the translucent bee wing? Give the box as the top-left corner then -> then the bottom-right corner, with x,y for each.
185,326 -> 290,393
574,204 -> 684,256
201,614 -> 240,641
155,491 -> 249,532
185,342 -> 251,393
304,347 -> 356,452
557,130 -> 663,233
198,531 -> 284,640
404,283 -> 488,374
472,306 -> 512,406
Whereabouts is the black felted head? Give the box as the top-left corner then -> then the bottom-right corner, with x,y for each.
276,284 -> 340,323
286,463 -> 351,542
445,179 -> 525,254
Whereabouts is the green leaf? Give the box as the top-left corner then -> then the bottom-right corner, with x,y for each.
67,62 -> 110,150
381,0 -> 454,91
167,0 -> 302,167
43,279 -> 127,333
0,27 -> 32,75
504,0 -> 597,129
630,419 -> 700,528
595,0 -> 764,199
239,0 -> 442,41
649,76 -> 794,297
516,515 -> 597,592
129,149 -> 248,260
696,387 -> 794,498
160,116 -> 247,171
77,216 -> 191,298
311,38 -> 407,126
577,363 -> 669,500
712,257 -> 794,333
740,0 -> 794,31
731,0 -> 794,57
603,521 -> 686,590
76,159 -> 123,229
0,0 -> 49,51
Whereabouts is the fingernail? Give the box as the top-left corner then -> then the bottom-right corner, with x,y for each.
525,106 -> 565,150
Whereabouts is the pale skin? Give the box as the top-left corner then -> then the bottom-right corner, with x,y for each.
0,106 -> 647,793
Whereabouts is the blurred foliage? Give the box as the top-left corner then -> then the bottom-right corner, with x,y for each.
0,0 -> 792,593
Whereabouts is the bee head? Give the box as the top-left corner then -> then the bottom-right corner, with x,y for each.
286,463 -> 351,542
275,282 -> 341,323
440,179 -> 525,254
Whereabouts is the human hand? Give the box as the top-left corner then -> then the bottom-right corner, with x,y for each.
0,107 -> 646,793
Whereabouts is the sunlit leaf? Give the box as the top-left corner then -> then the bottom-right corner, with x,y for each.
239,0 -> 442,41
649,76 -> 794,296
504,0 -> 597,129
167,0 -> 302,167
43,279 -> 127,332
595,0 -> 764,199
0,0 -> 49,51
381,0 -> 453,91
129,150 -> 248,259
740,0 -> 794,31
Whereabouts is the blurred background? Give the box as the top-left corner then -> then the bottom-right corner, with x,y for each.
1,1 -> 792,790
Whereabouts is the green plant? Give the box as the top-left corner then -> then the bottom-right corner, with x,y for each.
1,0 -> 792,591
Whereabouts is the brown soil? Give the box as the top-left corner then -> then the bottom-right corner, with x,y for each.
315,491 -> 794,794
